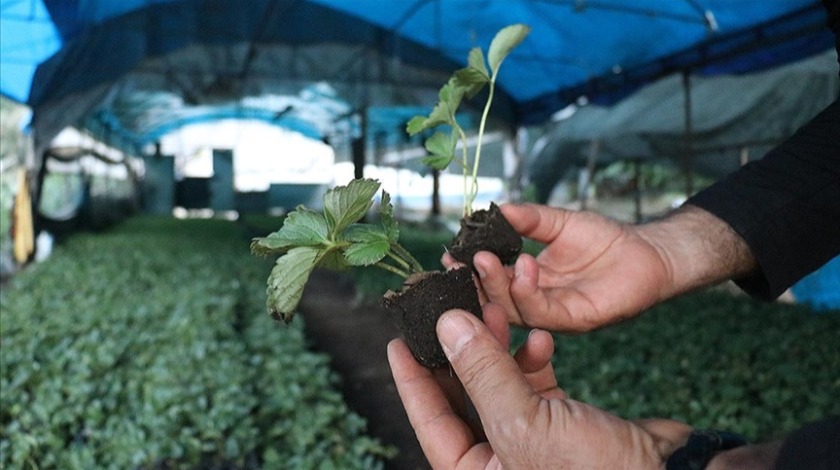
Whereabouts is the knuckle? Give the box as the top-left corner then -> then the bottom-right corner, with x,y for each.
454,336 -> 505,393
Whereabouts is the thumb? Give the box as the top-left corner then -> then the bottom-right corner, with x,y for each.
437,309 -> 539,427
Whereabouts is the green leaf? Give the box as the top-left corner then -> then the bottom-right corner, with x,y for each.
343,224 -> 389,243
406,116 -> 428,135
438,80 -> 465,116
323,178 -> 380,235
455,47 -> 490,98
317,249 -> 350,271
427,101 -> 453,127
422,131 -> 455,170
425,131 -> 453,157
265,246 -> 322,323
250,207 -> 329,256
454,67 -> 489,99
422,154 -> 454,170
378,191 -> 399,242
341,224 -> 391,266
344,240 -> 390,266
406,80 -> 466,136
467,47 -> 489,78
487,24 -> 530,76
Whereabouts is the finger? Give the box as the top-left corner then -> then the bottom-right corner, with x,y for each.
481,302 -> 510,349
514,329 -> 554,374
514,329 -> 565,398
500,203 -> 572,245
437,310 -> 540,428
441,251 -> 466,271
387,339 -> 477,469
509,254 -> 556,323
473,251 -> 520,323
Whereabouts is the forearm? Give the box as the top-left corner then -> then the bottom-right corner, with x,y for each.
636,204 -> 758,301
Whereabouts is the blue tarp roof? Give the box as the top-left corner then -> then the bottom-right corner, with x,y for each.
1,0 -> 834,154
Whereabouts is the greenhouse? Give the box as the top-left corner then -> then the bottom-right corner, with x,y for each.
2,1 -> 839,468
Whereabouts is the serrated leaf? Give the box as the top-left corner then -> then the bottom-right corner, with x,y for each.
379,191 -> 399,242
318,249 -> 350,271
323,178 -> 380,235
406,116 -> 428,135
344,240 -> 390,266
488,24 -> 530,76
265,246 -> 322,323
250,207 -> 328,256
427,102 -> 452,127
343,224 -> 389,243
454,67 -> 489,99
422,154 -> 454,170
439,80 -> 465,116
425,131 -> 453,158
467,47 -> 489,78
405,105 -> 450,136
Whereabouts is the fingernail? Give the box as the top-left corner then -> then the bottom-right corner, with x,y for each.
514,257 -> 526,279
475,263 -> 486,279
438,312 -> 475,358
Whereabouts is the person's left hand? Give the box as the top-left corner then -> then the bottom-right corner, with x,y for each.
387,303 -> 693,469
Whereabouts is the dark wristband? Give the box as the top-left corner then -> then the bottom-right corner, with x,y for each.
666,429 -> 748,470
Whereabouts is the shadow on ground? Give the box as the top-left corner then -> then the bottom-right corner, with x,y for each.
299,270 -> 429,470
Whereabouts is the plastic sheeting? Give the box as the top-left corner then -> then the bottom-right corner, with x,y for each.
1,0 -> 834,157
529,50 -> 840,202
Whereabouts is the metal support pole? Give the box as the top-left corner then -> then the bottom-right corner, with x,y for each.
352,110 -> 366,181
682,72 -> 695,197
633,158 -> 642,223
579,139 -> 600,210
740,146 -> 750,166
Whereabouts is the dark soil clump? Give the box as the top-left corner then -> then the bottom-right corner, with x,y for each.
382,267 -> 481,368
449,202 -> 522,267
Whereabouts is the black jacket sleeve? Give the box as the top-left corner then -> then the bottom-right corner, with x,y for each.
773,416 -> 840,470
686,98 -> 840,300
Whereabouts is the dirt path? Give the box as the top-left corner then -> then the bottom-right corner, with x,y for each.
298,270 -> 429,470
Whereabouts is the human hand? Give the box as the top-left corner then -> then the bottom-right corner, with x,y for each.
443,203 -> 755,333
388,304 -> 693,469
443,203 -> 671,332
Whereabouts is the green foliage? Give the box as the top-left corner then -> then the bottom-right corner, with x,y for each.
510,291 -> 840,441
251,179 -> 422,323
351,222 -> 455,299
0,216 -> 393,469
0,169 -> 15,264
407,24 -> 530,216
0,97 -> 27,163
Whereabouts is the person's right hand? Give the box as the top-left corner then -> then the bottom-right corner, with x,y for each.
444,203 -> 754,333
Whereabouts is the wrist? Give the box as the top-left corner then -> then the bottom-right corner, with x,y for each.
705,441 -> 783,470
636,205 -> 757,300
664,429 -> 748,470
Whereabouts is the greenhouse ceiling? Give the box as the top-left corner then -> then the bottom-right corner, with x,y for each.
0,0 -> 834,155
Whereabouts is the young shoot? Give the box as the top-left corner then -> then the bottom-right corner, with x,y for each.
251,178 -> 423,323
406,24 -> 530,217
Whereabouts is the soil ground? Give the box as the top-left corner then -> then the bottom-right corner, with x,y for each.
298,270 -> 430,470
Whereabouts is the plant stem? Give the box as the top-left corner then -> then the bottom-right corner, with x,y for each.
457,125 -> 472,216
391,243 -> 424,274
374,261 -> 411,279
470,73 -> 497,215
386,251 -> 412,272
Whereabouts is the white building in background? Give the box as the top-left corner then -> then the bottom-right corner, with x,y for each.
158,119 -> 335,192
